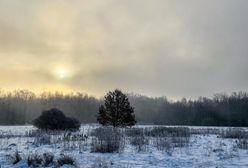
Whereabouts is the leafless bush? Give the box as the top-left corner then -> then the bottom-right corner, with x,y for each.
11,152 -> 76,167
61,132 -> 89,151
91,127 -> 124,153
12,151 -> 22,164
171,136 -> 190,148
237,139 -> 248,149
154,137 -> 171,152
91,157 -> 111,168
145,127 -> 190,138
26,129 -> 66,137
190,128 -> 221,135
33,134 -> 51,145
27,154 -> 43,167
91,137 -> 123,153
30,130 -> 89,151
0,131 -> 23,138
57,155 -> 76,166
130,134 -> 148,152
62,132 -> 89,142
91,127 -> 121,137
125,128 -> 144,137
43,153 -> 54,166
153,135 -> 190,152
25,129 -> 43,137
220,128 -> 248,139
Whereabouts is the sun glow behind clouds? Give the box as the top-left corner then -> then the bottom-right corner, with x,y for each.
0,1 -> 248,98
59,72 -> 65,79
53,66 -> 70,80
58,69 -> 66,79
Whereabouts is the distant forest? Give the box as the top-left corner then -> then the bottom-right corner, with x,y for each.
0,90 -> 248,126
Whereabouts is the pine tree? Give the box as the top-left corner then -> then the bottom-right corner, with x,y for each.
97,89 -> 136,127
97,105 -> 109,126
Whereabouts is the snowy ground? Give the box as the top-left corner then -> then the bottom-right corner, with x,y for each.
0,125 -> 248,168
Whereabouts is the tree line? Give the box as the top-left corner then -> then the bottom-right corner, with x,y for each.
0,90 -> 248,126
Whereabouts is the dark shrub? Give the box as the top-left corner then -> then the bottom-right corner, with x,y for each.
33,108 -> 80,131
57,155 -> 75,166
64,117 -> 81,131
27,154 -> 43,167
43,153 -> 54,166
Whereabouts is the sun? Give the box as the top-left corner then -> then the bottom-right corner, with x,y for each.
57,69 -> 66,79
53,66 -> 71,80
59,72 -> 65,79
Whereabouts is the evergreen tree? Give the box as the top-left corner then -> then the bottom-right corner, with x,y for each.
97,105 -> 109,126
97,89 -> 136,127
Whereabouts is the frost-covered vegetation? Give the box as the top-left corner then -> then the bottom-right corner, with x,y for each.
0,125 -> 248,167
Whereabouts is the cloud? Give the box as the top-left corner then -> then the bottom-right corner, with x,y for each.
0,0 -> 248,99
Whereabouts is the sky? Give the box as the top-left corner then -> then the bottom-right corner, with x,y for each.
0,0 -> 248,99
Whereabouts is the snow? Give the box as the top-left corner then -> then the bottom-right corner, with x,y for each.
0,125 -> 248,168
60,165 -> 76,168
12,160 -> 28,168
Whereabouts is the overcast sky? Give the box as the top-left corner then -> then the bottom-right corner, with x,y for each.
0,0 -> 247,99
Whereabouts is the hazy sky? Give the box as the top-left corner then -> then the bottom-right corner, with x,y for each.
0,0 -> 248,99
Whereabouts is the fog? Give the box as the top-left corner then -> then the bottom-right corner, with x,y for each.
0,0 -> 248,99
0,90 -> 248,126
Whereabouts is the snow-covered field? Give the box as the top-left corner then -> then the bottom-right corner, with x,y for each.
0,125 -> 248,168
